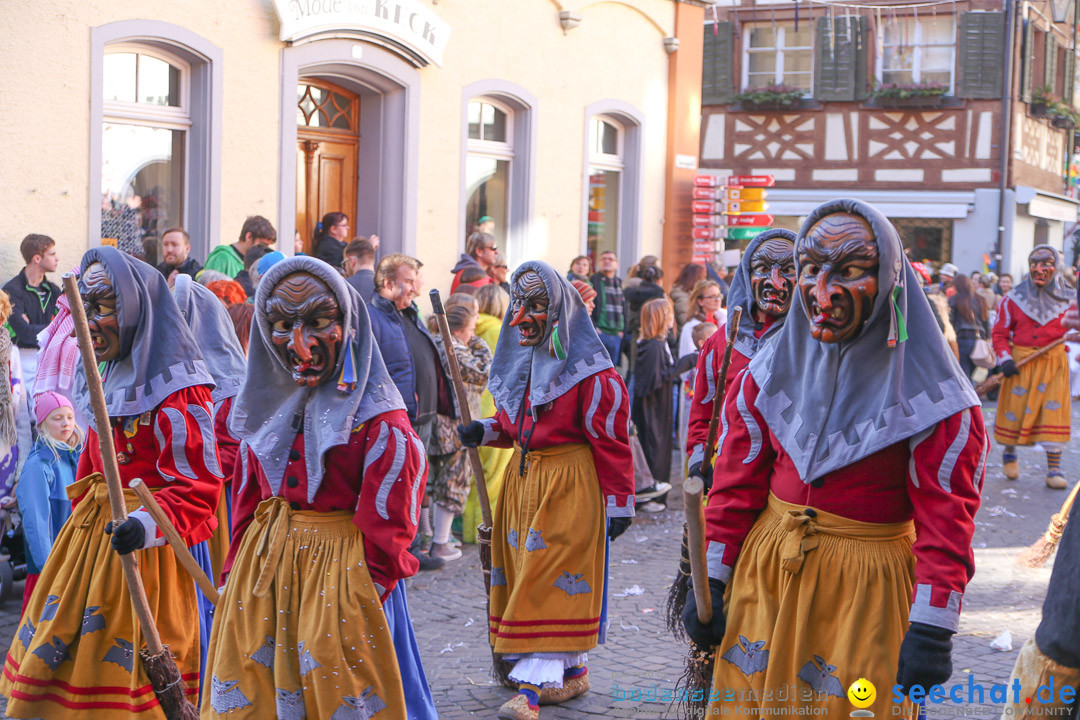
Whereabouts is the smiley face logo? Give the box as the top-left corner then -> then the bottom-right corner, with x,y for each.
847,677 -> 876,709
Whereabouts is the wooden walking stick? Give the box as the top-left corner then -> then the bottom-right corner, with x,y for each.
130,479 -> 220,605
1018,480 -> 1080,567
429,290 -> 511,682
63,274 -> 199,720
684,306 -> 741,625
975,337 -> 1066,397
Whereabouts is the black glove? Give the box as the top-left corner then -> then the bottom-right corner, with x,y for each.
104,518 -> 146,555
607,516 -> 632,541
457,421 -> 484,448
895,622 -> 953,692
688,461 -> 714,489
1001,358 -> 1019,377
681,577 -> 727,648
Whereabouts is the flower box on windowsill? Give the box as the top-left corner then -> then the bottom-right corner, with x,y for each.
873,94 -> 946,109
1051,114 -> 1076,130
1030,102 -> 1051,118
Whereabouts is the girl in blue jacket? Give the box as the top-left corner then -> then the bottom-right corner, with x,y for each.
16,391 -> 81,613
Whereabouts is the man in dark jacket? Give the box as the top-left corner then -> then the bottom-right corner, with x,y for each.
3,234 -> 61,394
344,236 -> 378,302
369,253 -> 455,570
450,232 -> 497,293
590,250 -> 627,366
156,227 -> 202,282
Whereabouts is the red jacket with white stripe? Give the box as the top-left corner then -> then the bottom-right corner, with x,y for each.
478,367 -> 635,517
685,316 -> 777,466
76,385 -> 224,547
991,296 -> 1067,362
225,408 -> 425,599
704,370 -> 985,632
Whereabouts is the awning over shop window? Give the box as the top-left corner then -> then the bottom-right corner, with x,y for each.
762,189 -> 975,219
1016,186 -> 1080,222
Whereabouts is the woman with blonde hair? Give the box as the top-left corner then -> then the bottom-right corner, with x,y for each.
633,297 -> 698,512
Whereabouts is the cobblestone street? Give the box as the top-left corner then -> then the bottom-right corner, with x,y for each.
0,404 -> 1073,718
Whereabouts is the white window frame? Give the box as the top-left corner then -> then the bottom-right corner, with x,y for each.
876,16 -> 957,91
584,115 -> 626,259
741,23 -> 814,94
103,44 -> 192,132
466,97 -> 515,162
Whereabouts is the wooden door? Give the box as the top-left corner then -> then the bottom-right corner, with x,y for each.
296,80 -> 359,254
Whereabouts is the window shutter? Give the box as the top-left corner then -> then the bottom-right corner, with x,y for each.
854,15 -> 870,100
1045,32 -> 1059,92
1021,20 -> 1035,102
957,12 -> 1005,99
703,22 -> 735,105
814,16 -> 863,101
1064,44 -> 1075,105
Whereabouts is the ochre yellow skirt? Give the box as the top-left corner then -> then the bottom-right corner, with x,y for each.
994,343 -> 1071,446
1,474 -> 200,719
710,494 -> 916,717
202,497 -> 405,719
489,443 -> 605,655
206,485 -> 230,585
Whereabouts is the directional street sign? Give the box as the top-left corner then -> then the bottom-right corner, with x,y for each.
693,173 -> 776,188
724,187 -> 767,201
725,227 -> 769,240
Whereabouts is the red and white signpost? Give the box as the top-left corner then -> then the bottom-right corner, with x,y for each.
690,174 -> 775,265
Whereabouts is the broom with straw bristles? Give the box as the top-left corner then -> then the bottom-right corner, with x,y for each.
1018,481 -> 1080,567
669,309 -> 741,719
63,273 -> 199,720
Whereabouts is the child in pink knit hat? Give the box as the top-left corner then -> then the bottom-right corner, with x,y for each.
15,391 -> 82,611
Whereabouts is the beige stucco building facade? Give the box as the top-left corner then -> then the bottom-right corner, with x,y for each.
0,0 -> 709,289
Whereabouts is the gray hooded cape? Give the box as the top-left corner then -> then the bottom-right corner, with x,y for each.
488,260 -> 612,423
228,256 -> 405,502
1006,244 -> 1071,325
749,198 -> 980,484
726,228 -> 798,360
172,274 -> 247,404
74,246 -> 214,431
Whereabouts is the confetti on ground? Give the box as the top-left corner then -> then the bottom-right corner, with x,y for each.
642,608 -> 655,613
614,585 -> 645,597
989,630 -> 1013,652
987,505 -> 1017,518
621,559 -> 638,564
635,535 -> 649,543
619,620 -> 641,632
464,618 -> 474,627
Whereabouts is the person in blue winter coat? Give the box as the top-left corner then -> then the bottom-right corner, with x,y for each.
15,391 -> 82,613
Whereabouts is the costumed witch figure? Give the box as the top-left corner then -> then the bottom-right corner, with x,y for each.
991,245 -> 1071,488
203,255 -> 438,720
457,261 -> 635,720
665,228 -> 797,705
1,246 -> 224,718
1000,303 -> 1080,717
682,200 -> 986,715
171,273 -> 246,585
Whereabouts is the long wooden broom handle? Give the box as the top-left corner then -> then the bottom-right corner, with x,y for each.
130,479 -> 220,605
429,290 -> 492,527
975,337 -> 1066,397
62,274 -> 164,655
687,306 -> 742,625
702,307 -> 743,471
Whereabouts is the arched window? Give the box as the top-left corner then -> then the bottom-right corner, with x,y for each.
100,46 -> 190,256
464,97 -> 515,250
587,116 -> 625,261
581,101 -> 644,268
91,21 -> 222,262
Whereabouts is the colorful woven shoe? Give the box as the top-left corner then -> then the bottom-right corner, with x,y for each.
1046,473 -> 1068,489
538,673 -> 590,705
497,694 -> 539,720
1003,459 -> 1020,480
